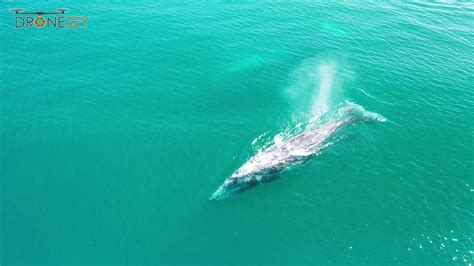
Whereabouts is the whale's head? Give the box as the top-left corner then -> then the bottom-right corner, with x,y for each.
341,102 -> 387,123
209,174 -> 260,200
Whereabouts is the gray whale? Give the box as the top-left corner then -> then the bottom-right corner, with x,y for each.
210,103 -> 385,200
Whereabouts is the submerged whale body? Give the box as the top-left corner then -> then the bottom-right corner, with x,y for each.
209,102 -> 385,200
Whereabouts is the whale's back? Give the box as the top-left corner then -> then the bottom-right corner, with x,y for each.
210,102 -> 386,200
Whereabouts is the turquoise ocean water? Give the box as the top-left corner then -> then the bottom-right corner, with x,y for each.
1,2 -> 473,264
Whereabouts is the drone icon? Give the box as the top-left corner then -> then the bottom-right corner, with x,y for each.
9,8 -> 70,16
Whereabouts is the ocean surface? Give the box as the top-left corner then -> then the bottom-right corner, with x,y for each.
1,1 -> 473,265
